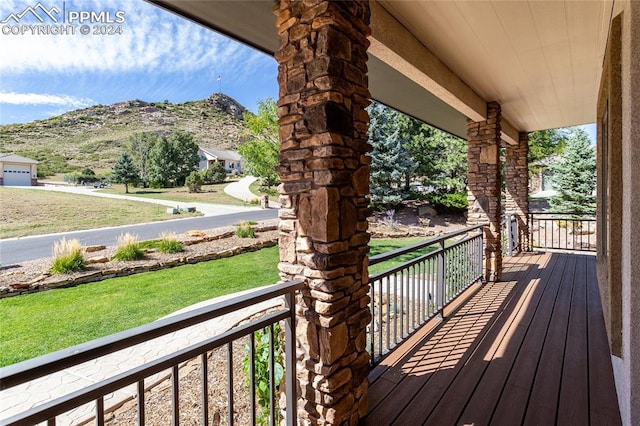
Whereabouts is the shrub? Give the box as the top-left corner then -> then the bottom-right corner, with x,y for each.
185,170 -> 204,193
113,233 -> 144,261
235,221 -> 258,226
235,222 -> 257,238
203,162 -> 227,184
258,185 -> 279,197
50,238 -> 86,274
158,232 -> 184,253
63,170 -> 101,185
243,324 -> 284,426
426,192 -> 468,213
380,209 -> 398,229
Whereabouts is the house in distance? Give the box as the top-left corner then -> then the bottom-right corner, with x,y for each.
197,147 -> 244,174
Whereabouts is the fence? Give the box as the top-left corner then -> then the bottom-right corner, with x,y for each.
367,225 -> 484,365
0,281 -> 304,426
528,212 -> 596,252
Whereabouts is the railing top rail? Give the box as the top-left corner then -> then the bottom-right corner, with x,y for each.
370,247 -> 443,281
369,231 -> 482,282
528,211 -> 596,217
0,279 -> 304,391
2,310 -> 290,426
368,224 -> 483,266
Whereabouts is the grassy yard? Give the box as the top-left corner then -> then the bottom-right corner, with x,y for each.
0,187 -> 201,239
0,247 -> 281,366
98,182 -> 246,206
369,237 -> 438,275
249,180 -> 279,204
0,237 -> 433,366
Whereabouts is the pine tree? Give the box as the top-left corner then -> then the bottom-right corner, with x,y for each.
528,129 -> 567,175
204,161 -> 227,184
548,127 -> 596,214
111,152 -> 140,194
407,124 -> 467,193
368,103 -> 418,208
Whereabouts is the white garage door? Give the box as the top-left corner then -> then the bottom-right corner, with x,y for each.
3,165 -> 31,186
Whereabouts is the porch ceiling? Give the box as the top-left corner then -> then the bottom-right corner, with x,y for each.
149,0 -> 612,137
378,0 -> 613,132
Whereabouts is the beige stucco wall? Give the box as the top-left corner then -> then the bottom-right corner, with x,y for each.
613,2 -> 640,424
597,9 -> 624,358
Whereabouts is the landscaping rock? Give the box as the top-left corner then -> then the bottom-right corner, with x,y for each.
0,222 -> 280,299
418,205 -> 438,217
84,245 -> 106,253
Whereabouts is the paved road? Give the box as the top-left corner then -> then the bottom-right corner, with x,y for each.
0,209 -> 278,265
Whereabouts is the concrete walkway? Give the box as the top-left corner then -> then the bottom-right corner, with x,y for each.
0,285 -> 285,425
20,184 -> 258,217
224,175 -> 260,203
224,176 -> 280,208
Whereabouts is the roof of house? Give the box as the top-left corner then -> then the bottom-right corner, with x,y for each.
0,153 -> 39,164
199,148 -> 243,162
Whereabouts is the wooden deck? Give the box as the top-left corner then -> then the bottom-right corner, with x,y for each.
363,252 -> 621,426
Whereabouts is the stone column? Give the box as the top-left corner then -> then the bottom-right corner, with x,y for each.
274,1 -> 371,424
504,132 -> 530,250
467,102 -> 502,281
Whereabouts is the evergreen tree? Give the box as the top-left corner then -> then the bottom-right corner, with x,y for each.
528,129 -> 568,175
204,161 -> 227,184
407,125 -> 467,193
368,103 -> 418,208
548,127 -> 596,214
186,170 -> 204,193
111,151 -> 140,193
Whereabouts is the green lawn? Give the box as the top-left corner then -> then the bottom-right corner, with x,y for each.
0,187 -> 201,239
0,247 -> 280,366
249,180 -> 279,203
0,237 -> 432,366
369,237 -> 438,276
98,182 -> 246,206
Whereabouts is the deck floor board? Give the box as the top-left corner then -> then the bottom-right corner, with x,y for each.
363,252 -> 621,426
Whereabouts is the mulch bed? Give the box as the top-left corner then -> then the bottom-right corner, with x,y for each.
0,220 -> 280,298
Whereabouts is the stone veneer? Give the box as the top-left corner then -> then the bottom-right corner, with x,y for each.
273,0 -> 372,424
467,102 -> 502,281
505,132 -> 530,250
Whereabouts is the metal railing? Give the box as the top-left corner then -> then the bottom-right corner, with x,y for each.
0,281 -> 304,426
367,225 -> 484,365
502,214 -> 520,256
528,212 -> 596,252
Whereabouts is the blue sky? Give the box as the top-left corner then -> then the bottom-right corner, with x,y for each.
0,0 -> 596,142
0,0 -> 279,125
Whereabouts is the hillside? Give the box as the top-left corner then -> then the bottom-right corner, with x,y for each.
0,93 -> 249,175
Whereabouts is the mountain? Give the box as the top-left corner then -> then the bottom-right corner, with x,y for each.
0,93 -> 249,175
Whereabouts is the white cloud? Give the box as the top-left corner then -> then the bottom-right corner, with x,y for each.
0,91 -> 95,108
0,0 -> 267,75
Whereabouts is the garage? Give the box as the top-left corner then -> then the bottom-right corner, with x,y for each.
3,165 -> 32,186
0,153 -> 39,186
